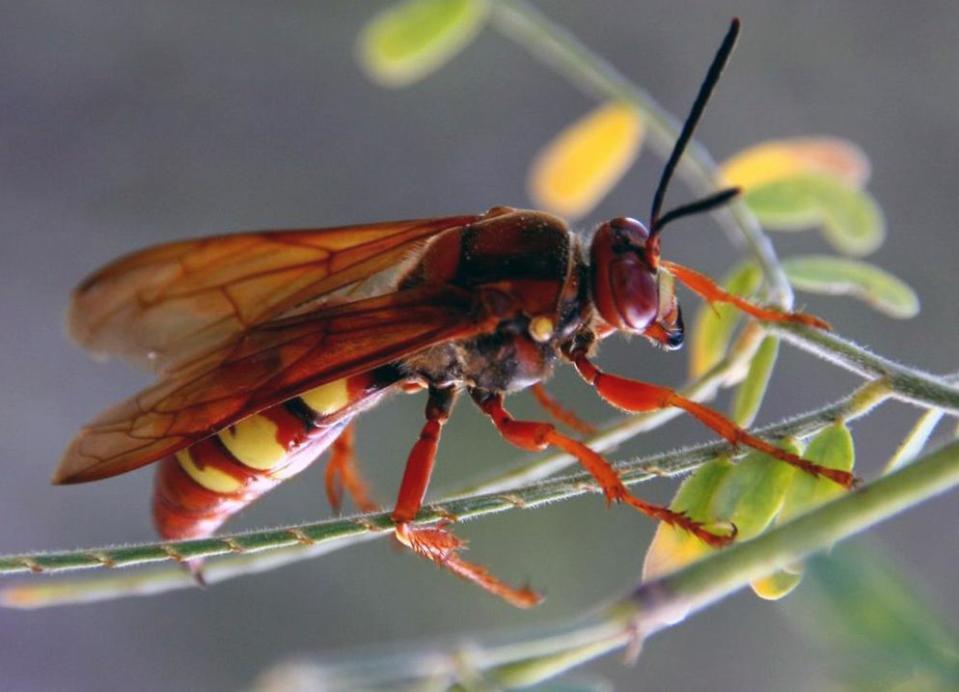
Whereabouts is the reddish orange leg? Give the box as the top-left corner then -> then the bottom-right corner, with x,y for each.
324,424 -> 378,515
568,351 -> 856,488
471,389 -> 735,548
662,260 -> 831,330
531,383 -> 597,435
391,387 -> 541,609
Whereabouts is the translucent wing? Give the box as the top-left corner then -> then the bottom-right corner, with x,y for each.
54,285 -> 487,484
69,215 -> 482,371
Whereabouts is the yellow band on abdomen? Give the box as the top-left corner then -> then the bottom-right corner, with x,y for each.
218,414 -> 287,471
300,378 -> 351,417
176,449 -> 243,494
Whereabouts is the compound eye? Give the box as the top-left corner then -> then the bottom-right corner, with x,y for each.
590,219 -> 658,332
609,257 -> 657,330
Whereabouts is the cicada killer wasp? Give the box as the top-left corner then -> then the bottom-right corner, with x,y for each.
53,20 -> 849,608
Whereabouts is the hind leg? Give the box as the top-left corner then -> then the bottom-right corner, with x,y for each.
324,423 -> 378,514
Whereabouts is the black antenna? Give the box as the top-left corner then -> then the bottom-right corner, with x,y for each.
649,18 -> 741,238
654,186 -> 740,231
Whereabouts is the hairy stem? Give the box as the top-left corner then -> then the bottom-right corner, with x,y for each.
769,322 -> 959,414
0,374 -> 892,594
487,437 -> 959,686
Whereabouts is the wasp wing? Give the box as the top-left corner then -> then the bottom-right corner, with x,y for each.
69,215 -> 482,371
55,285 -> 485,484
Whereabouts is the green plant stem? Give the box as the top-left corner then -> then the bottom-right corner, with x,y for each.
28,4 -> 950,686
769,322 -> 959,414
277,619 -> 633,690
256,436 -> 959,689
1,5 -> 953,689
489,0 -> 795,308
0,374 -> 892,599
239,7 -> 959,684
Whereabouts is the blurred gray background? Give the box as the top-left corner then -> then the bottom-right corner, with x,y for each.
2,2 -> 958,690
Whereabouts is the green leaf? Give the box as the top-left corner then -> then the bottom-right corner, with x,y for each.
644,440 -> 802,581
731,335 -> 780,427
673,456 -> 736,515
744,178 -> 821,228
709,439 -> 800,540
783,255 -> 920,319
739,432 -> 844,602
642,457 -> 734,580
745,173 -> 885,256
689,262 -> 762,377
357,0 -> 489,87
779,421 -> 855,522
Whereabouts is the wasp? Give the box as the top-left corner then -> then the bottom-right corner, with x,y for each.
52,20 -> 849,607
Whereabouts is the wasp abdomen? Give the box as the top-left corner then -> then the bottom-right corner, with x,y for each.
152,375 -> 386,540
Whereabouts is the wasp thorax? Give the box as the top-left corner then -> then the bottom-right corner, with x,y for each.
589,217 -> 659,332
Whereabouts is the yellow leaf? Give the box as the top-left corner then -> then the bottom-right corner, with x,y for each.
720,137 -> 869,191
642,523 -> 715,581
641,458 -> 732,581
528,102 -> 644,219
751,569 -> 803,600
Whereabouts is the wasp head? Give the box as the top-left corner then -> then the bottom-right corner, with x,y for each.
588,217 -> 683,350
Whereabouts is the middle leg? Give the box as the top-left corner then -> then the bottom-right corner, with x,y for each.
530,383 -> 597,435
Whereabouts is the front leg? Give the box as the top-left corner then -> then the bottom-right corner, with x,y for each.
662,260 -> 830,329
470,389 -> 735,547
566,349 -> 855,488
390,386 -> 541,608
